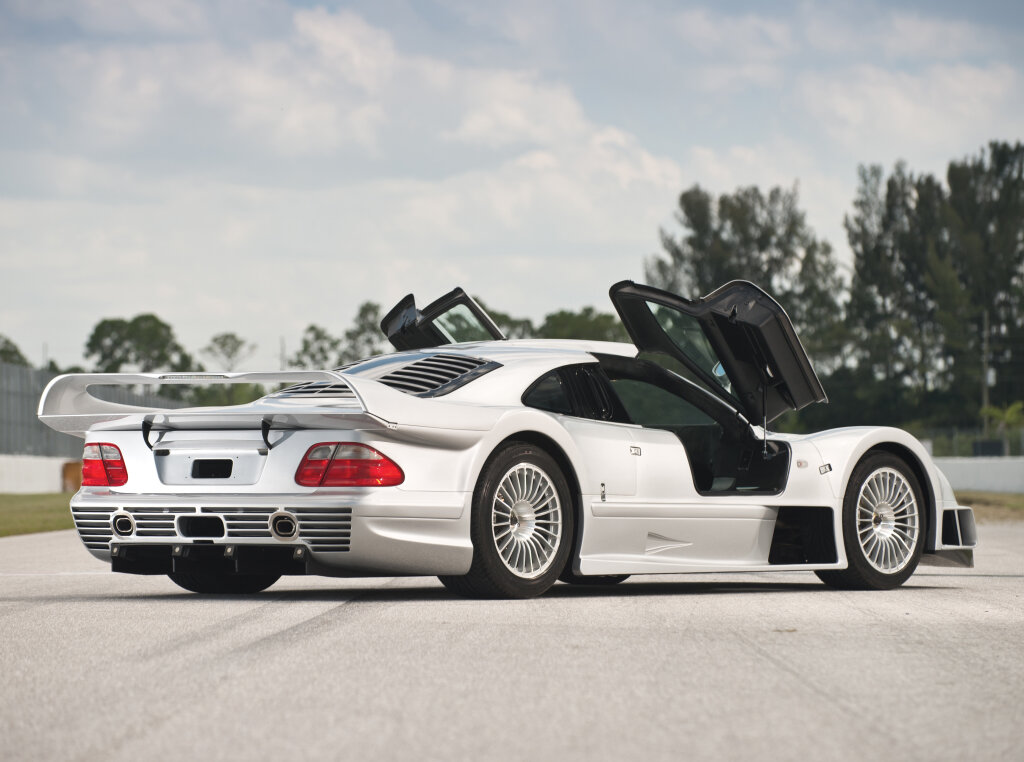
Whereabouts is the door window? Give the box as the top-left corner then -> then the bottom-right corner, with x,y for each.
608,377 -> 715,428
647,302 -> 733,397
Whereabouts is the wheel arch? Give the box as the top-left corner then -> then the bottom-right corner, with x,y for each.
483,430 -> 584,571
851,442 -> 936,552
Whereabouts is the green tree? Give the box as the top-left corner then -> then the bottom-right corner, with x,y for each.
945,141 -> 1024,415
475,300 -> 535,339
338,302 -> 385,365
289,325 -> 340,369
85,314 -> 198,373
844,144 -> 1024,427
44,359 -> 86,374
475,300 -> 628,342
195,332 -> 260,405
981,401 -> 1024,456
0,334 -> 29,366
537,307 -> 628,342
202,332 -> 256,371
647,183 -> 846,368
844,164 -> 942,413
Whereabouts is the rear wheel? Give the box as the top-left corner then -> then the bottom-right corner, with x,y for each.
168,570 -> 280,594
816,453 -> 924,590
439,442 -> 574,599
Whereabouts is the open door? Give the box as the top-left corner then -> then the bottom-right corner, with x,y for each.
609,280 -> 826,425
381,287 -> 505,351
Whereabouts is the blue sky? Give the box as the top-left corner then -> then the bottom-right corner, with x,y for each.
1,0 -> 1022,370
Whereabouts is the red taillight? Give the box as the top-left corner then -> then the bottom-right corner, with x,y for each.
295,443 -> 404,487
82,443 -> 128,487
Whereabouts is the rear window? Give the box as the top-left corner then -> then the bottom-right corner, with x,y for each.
523,371 -> 573,415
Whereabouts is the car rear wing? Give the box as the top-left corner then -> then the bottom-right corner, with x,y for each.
37,370 -> 386,439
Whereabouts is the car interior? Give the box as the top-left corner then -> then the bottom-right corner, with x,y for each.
523,354 -> 790,496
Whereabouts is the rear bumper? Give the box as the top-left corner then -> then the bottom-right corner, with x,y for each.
69,489 -> 474,577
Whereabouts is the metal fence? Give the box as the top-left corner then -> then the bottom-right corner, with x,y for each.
913,427 -> 1024,457
0,362 -> 183,458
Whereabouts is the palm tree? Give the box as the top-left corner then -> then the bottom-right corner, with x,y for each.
981,401 -> 1024,456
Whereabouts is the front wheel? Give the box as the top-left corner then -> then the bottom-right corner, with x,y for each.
168,570 -> 280,594
439,442 -> 574,599
816,453 -> 924,590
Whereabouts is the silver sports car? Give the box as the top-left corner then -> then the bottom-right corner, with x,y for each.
39,281 -> 976,598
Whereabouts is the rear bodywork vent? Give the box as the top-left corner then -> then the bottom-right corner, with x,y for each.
270,381 -> 356,401
378,353 -> 500,397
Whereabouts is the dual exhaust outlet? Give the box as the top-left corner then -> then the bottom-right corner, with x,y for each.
110,511 -> 300,540
270,512 -> 298,539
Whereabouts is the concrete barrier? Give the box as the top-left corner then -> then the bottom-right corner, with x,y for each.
0,455 -> 77,494
934,457 -> 1024,494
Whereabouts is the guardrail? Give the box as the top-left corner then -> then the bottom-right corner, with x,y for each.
0,362 -> 182,458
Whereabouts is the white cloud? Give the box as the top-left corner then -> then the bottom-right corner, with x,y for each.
881,13 -> 994,60
799,63 -> 1023,165
8,0 -> 211,36
803,7 -> 1008,63
670,8 -> 793,91
2,0 -> 1022,372
0,2 -> 685,369
443,70 -> 588,147
293,7 -> 397,92
675,8 -> 793,61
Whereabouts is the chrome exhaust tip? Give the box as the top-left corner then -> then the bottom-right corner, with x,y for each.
270,512 -> 298,540
112,513 -> 136,537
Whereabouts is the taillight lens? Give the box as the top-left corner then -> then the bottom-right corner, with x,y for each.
295,443 -> 404,487
82,443 -> 128,487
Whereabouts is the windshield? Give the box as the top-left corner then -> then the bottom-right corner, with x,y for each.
648,301 -> 733,397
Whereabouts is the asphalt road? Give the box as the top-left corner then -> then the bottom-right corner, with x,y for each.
1,526 -> 1021,762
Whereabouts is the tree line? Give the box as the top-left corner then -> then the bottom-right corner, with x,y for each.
2,140 -> 1020,432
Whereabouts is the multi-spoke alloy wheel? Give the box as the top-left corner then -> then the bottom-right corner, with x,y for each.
855,467 -> 919,574
491,464 -> 563,578
816,453 -> 925,591
438,442 -> 574,599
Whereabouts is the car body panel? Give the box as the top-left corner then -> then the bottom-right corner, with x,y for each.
38,285 -> 975,588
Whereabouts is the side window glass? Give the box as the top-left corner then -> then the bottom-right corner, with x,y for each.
609,378 -> 715,428
433,304 -> 494,343
648,302 -> 734,396
522,371 -> 573,415
579,367 -> 613,421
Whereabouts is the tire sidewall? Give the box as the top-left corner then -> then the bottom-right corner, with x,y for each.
470,443 -> 574,598
841,453 -> 925,590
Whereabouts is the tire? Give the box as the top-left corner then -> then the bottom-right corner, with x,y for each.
559,569 -> 630,586
816,453 -> 925,590
438,442 -> 574,599
168,570 -> 280,594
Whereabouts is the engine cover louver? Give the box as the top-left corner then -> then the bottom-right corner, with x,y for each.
379,353 -> 499,396
269,381 -> 356,400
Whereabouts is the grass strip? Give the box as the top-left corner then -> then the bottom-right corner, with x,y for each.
955,490 -> 1024,523
0,493 -> 73,537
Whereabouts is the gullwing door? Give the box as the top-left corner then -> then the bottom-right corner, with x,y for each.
609,280 -> 826,425
381,287 -> 505,351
